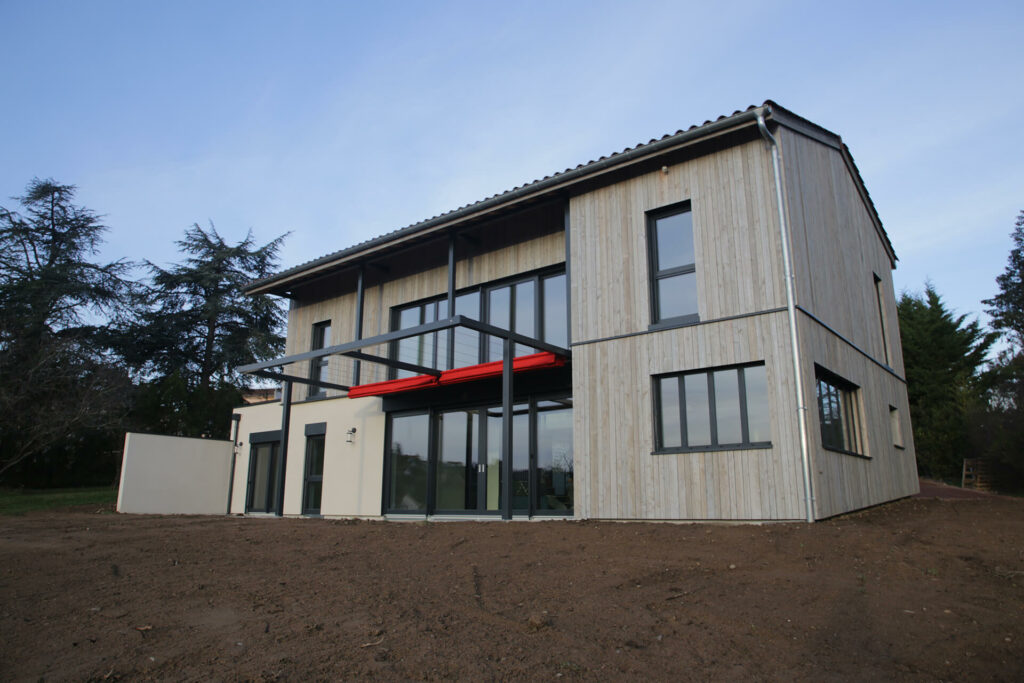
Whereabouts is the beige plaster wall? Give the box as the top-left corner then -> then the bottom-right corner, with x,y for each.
231,396 -> 386,517
116,432 -> 233,514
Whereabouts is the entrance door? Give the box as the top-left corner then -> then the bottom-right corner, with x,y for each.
246,441 -> 279,513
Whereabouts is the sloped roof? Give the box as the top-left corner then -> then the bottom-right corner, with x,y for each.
247,101 -> 893,295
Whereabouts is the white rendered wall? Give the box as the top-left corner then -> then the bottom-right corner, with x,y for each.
117,432 -> 233,514
231,396 -> 386,517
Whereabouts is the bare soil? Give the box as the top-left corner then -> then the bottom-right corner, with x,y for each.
2,490 -> 1023,681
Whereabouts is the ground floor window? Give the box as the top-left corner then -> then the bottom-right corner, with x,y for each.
815,365 -> 864,456
246,436 -> 280,513
302,430 -> 326,515
653,363 -> 771,453
385,395 -> 573,515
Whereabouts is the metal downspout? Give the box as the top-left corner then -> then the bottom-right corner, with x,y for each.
756,109 -> 816,523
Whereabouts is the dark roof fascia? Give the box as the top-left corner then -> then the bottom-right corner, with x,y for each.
766,101 -> 897,265
246,105 -> 770,296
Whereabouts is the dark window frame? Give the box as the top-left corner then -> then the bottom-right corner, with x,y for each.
301,431 -> 326,516
308,320 -> 332,398
651,362 -> 772,455
646,202 -> 699,329
388,264 -> 567,378
873,273 -> 891,366
381,391 -> 573,517
815,365 -> 867,458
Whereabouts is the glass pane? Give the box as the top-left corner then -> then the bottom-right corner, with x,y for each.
685,373 -> 712,447
304,481 -> 322,513
543,274 -> 568,348
396,307 -> 422,379
485,408 -> 503,511
658,378 -> 682,449
436,410 -> 477,511
306,436 -> 325,476
487,286 -> 510,361
398,307 -> 420,329
744,365 -> 770,443
536,400 -> 573,512
657,272 -> 697,321
654,210 -> 694,270
515,281 -> 535,356
512,404 -> 530,511
714,369 -> 742,445
249,443 -> 278,512
435,300 -> 448,370
454,291 -> 481,368
389,414 -> 429,511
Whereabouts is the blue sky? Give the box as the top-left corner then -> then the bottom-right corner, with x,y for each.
2,0 -> 1022,334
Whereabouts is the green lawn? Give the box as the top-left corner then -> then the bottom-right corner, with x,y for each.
0,487 -> 117,516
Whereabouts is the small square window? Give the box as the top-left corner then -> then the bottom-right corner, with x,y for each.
647,204 -> 698,326
815,366 -> 864,456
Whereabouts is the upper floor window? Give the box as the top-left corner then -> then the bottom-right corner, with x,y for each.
653,362 -> 771,453
391,267 -> 567,377
647,203 -> 698,327
873,273 -> 891,365
308,320 -> 331,397
815,366 -> 865,457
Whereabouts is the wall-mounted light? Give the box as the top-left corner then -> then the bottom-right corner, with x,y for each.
346,427 -> 357,444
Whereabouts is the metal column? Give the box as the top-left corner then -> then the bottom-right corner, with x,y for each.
501,337 -> 513,520
275,381 -> 293,517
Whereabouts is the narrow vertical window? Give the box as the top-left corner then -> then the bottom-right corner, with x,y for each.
648,204 -> 698,326
308,320 -> 331,397
302,432 -> 326,515
874,274 -> 891,366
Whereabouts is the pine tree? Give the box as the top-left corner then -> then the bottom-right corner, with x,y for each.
0,179 -> 135,481
122,223 -> 287,437
898,285 -> 995,479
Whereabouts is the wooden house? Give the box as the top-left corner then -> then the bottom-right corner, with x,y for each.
230,101 -> 919,522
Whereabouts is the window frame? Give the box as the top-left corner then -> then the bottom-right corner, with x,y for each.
388,264 -> 567,377
307,320 -> 332,398
814,365 -> 867,458
646,202 -> 699,329
651,362 -> 772,455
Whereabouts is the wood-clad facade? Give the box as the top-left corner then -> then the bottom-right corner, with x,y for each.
228,102 -> 918,522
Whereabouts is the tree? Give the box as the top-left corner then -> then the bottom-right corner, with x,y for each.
897,284 -> 995,480
0,179 -> 136,482
983,211 -> 1024,351
975,210 -> 1024,487
122,223 -> 287,438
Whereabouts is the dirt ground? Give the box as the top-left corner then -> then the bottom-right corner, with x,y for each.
2,489 -> 1023,681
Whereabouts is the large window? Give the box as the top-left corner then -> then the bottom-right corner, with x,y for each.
385,395 -> 573,515
391,267 -> 567,376
647,204 -> 698,326
654,363 -> 771,453
815,366 -> 864,456
308,320 -> 331,397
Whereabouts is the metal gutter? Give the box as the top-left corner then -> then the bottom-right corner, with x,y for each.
756,108 -> 816,524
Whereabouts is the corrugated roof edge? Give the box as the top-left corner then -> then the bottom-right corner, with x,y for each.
246,100 -> 892,294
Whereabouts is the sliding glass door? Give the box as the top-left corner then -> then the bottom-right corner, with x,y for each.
384,396 -> 573,516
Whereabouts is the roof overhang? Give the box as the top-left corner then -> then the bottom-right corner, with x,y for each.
246,101 -> 896,295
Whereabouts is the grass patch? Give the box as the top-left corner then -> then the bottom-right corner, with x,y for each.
0,487 -> 117,516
